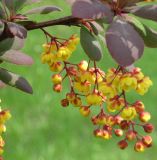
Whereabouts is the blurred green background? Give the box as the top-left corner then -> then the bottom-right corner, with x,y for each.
1,1 -> 157,160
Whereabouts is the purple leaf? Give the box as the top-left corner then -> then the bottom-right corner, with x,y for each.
7,22 -> 27,39
105,17 -> 144,67
0,37 -> 25,54
72,0 -> 114,22
24,5 -> 62,15
0,50 -> 34,65
131,4 -> 157,22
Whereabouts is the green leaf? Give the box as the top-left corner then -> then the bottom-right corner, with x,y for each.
24,5 -> 62,15
127,16 -> 157,48
0,67 -> 33,94
80,26 -> 103,61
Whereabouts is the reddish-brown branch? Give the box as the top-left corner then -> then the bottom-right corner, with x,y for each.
25,16 -> 82,30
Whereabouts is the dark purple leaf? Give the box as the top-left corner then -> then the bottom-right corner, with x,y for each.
105,17 -> 144,66
24,5 -> 62,15
72,0 -> 114,22
0,50 -> 34,65
7,22 -> 27,39
0,37 -> 25,54
0,67 -> 33,94
131,4 -> 157,22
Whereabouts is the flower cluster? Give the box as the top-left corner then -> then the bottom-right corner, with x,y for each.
0,99 -> 11,159
41,35 -> 154,152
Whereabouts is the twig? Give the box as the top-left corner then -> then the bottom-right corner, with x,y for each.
25,16 -> 82,30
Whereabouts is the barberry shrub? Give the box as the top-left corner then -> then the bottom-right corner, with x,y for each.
0,0 -> 157,158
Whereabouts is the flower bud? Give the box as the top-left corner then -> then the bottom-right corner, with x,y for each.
114,129 -> 123,137
120,120 -> 129,130
51,74 -> 62,84
134,101 -> 145,113
142,136 -> 152,147
118,140 -> 128,150
143,123 -> 154,133
102,130 -> 111,140
72,97 -> 82,107
93,129 -> 103,138
114,115 -> 123,125
78,60 -> 88,71
79,106 -> 90,117
50,62 -> 63,72
53,84 -> 62,92
134,141 -> 145,152
126,130 -> 137,141
61,99 -> 69,107
139,111 -> 151,122
66,92 -> 76,101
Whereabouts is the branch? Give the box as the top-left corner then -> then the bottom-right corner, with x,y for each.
25,16 -> 82,30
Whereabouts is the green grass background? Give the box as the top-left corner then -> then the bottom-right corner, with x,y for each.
1,1 -> 157,159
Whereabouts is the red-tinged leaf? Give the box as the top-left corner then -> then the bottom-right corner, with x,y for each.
7,22 -> 27,39
24,5 -> 62,15
105,17 -> 144,67
72,0 -> 114,22
0,67 -> 33,94
131,4 -> 157,22
80,26 -> 103,61
0,80 -> 6,89
0,50 -> 34,65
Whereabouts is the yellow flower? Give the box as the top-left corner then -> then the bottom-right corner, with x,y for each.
99,82 -> 117,98
57,47 -> 72,61
121,107 -> 137,120
119,74 -> 137,92
0,110 -> 11,123
74,81 -> 91,94
42,42 -> 57,53
86,93 -> 102,106
107,97 -> 124,113
49,62 -> 63,72
41,53 -> 56,64
51,74 -> 62,84
67,36 -> 80,52
136,77 -> 153,95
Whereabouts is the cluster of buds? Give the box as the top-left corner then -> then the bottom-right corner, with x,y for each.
41,35 -> 154,152
0,99 -> 11,159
